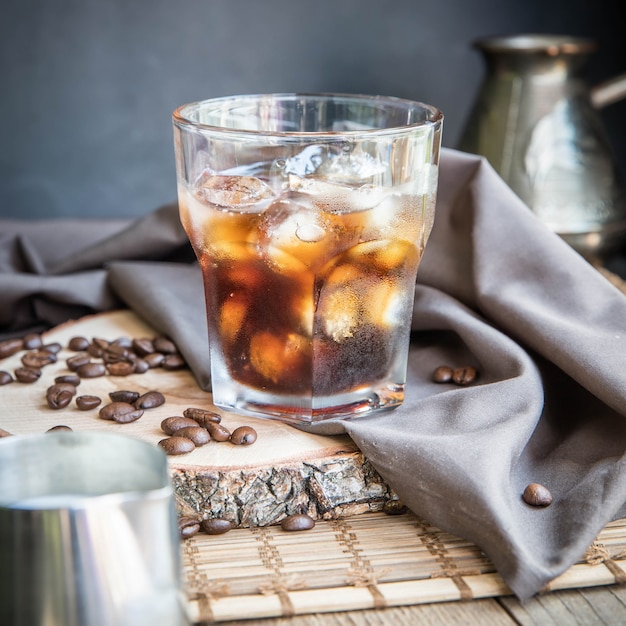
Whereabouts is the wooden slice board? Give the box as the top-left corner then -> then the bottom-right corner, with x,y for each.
0,310 -> 396,526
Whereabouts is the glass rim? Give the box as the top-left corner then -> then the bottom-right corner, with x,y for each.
172,92 -> 443,138
0,431 -> 172,506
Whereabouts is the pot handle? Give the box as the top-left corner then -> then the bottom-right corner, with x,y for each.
591,73 -> 626,108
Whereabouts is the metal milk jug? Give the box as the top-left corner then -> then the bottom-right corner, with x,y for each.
458,34 -> 626,260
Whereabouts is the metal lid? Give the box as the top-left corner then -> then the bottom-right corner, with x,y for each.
473,34 -> 596,56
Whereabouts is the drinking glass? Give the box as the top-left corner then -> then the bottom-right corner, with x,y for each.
173,93 -> 442,423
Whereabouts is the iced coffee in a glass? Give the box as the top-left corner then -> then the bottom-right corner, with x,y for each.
173,94 -> 442,423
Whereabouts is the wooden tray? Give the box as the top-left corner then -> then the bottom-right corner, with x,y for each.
0,310 -> 396,526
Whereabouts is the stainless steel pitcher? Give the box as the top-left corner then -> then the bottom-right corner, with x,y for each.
0,432 -> 190,626
458,34 -> 626,261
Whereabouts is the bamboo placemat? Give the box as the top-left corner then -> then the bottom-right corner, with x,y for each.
182,511 -> 626,623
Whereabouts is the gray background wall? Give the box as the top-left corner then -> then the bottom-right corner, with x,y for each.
1,0 -> 624,219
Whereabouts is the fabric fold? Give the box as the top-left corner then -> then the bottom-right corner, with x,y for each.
49,203 -> 190,274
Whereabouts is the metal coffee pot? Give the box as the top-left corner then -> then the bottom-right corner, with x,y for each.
458,34 -> 626,261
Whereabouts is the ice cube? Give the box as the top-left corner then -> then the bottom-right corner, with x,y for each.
363,281 -> 404,329
316,148 -> 386,185
249,330 -> 310,385
316,244 -> 414,339
283,145 -> 325,176
261,242 -> 310,278
289,176 -> 390,212
208,241 -> 256,263
280,143 -> 390,212
292,288 -> 315,337
257,199 -> 341,271
194,174 -> 275,209
317,288 -> 360,341
295,222 -> 326,243
219,294 -> 248,346
207,242 -> 268,294
322,261 -> 366,287
343,239 -> 418,273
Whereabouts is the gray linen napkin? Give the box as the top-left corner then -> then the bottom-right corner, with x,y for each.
2,148 -> 626,600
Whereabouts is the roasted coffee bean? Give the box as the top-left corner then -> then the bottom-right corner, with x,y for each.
109,389 -> 140,404
102,353 -> 126,366
132,359 -> 149,374
87,342 -> 104,358
383,500 -> 408,516
111,406 -> 144,424
0,371 -> 13,385
132,338 -> 154,356
42,342 -> 62,354
135,390 -> 165,410
66,353 -> 91,371
92,338 -> 110,351
168,356 -> 186,369
176,426 -> 211,446
158,436 -> 195,455
23,333 -> 43,350
162,354 -> 186,370
206,422 -> 231,442
111,337 -> 133,349
42,348 -> 60,362
68,336 -> 90,351
432,365 -> 454,384
106,361 -> 136,376
47,382 -> 78,397
46,383 -> 77,410
183,407 -> 221,425
55,374 -> 81,386
99,402 -> 122,420
230,426 -> 257,446
201,518 -> 233,535
281,513 -> 315,532
76,395 -> 102,411
99,401 -> 144,423
103,343 -> 130,360
22,350 -> 56,369
40,348 -> 59,362
144,352 -> 165,368
153,336 -> 177,354
452,366 -> 478,385
161,416 -> 202,435
178,516 -> 200,539
0,338 -> 24,359
14,367 -> 41,383
46,425 -> 73,432
87,338 -> 110,358
523,483 -> 553,507
77,362 -> 106,378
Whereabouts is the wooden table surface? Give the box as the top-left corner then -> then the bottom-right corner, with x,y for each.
220,584 -> 626,625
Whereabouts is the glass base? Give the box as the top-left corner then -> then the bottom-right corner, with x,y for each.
214,383 -> 405,424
